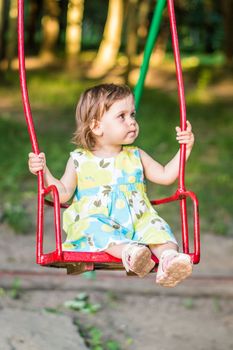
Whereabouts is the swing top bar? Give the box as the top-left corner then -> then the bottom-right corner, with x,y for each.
17,0 -> 200,274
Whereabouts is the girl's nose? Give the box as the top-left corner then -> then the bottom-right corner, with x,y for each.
129,116 -> 136,125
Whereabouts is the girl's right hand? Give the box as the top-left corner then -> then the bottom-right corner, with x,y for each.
28,152 -> 46,175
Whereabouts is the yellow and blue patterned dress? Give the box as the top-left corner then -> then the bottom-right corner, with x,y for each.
62,146 -> 177,252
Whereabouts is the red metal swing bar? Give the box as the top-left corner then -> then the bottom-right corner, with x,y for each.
17,0 -> 200,274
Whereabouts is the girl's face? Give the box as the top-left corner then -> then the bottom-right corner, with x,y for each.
95,95 -> 139,147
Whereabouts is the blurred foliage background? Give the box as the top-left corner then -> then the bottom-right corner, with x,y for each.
0,0 -> 232,237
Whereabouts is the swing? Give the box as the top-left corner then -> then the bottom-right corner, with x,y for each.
18,0 -> 200,275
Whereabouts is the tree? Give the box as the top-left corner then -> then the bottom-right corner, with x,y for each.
66,0 -> 84,58
40,0 -> 60,62
125,0 -> 139,82
26,0 -> 42,54
88,0 -> 124,78
5,0 -> 17,70
0,0 -> 4,60
221,0 -> 233,64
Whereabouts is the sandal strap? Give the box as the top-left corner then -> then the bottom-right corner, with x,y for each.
160,249 -> 179,272
121,243 -> 144,272
160,249 -> 178,261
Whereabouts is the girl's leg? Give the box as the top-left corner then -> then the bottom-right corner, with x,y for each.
105,243 -> 155,277
149,242 -> 192,287
105,244 -> 125,259
105,241 -> 178,260
149,241 -> 178,259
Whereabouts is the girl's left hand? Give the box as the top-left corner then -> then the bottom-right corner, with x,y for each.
175,120 -> 195,151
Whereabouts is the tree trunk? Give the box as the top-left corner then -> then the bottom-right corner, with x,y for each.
26,0 -> 41,54
125,0 -> 139,83
5,0 -> 17,70
137,1 -> 168,65
88,0 -> 124,78
221,0 -> 233,64
40,0 -> 60,62
0,0 -> 4,61
65,0 -> 84,69
66,0 -> 84,57
137,0 -> 151,51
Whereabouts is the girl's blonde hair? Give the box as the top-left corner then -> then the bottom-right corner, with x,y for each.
72,83 -> 133,150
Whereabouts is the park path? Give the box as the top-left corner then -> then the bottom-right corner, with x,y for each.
0,220 -> 233,350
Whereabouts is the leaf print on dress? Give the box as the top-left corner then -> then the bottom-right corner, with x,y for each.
74,159 -> 79,168
94,200 -> 102,207
102,185 -> 112,196
99,159 -> 110,168
136,210 -> 144,220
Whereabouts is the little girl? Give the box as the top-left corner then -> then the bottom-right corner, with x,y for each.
28,83 -> 195,287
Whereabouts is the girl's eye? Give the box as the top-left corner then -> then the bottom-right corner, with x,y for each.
131,112 -> 136,119
118,114 -> 125,120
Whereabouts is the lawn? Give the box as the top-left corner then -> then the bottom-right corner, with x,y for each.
0,56 -> 232,236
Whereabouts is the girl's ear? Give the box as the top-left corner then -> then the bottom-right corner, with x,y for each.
90,119 -> 103,136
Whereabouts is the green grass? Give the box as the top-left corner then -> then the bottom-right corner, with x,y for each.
137,89 -> 233,236
0,57 -> 232,236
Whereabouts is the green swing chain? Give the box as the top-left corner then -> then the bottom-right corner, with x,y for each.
134,0 -> 166,110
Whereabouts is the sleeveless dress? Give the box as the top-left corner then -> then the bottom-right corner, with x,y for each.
62,146 -> 177,252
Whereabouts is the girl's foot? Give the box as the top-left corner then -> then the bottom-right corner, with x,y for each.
122,244 -> 155,278
156,249 -> 192,287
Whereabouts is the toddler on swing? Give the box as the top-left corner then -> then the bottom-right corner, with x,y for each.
28,84 -> 194,287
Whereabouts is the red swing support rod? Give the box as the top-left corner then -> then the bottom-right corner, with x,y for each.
151,0 -> 200,264
17,0 -> 200,268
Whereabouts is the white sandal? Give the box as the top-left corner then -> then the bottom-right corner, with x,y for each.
122,243 -> 155,278
156,249 -> 192,287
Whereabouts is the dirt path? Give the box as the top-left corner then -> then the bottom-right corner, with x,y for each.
1,286 -> 232,350
0,219 -> 233,350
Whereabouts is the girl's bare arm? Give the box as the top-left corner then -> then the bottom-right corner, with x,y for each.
140,121 -> 194,185
28,153 -> 76,203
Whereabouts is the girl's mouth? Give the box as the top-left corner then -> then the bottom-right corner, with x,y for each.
127,131 -> 136,137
